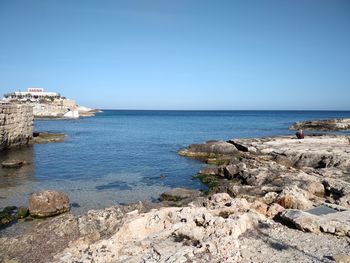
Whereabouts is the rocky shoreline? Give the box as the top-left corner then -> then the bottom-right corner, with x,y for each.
290,118 -> 350,131
1,132 -> 350,262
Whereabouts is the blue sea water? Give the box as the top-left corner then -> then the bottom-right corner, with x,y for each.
1,110 -> 350,213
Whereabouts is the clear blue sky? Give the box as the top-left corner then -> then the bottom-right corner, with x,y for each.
0,0 -> 349,110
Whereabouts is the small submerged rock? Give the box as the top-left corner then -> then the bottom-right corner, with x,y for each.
178,140 -> 239,158
28,190 -> 70,218
31,132 -> 65,144
160,188 -> 202,202
0,206 -> 30,227
1,160 -> 26,168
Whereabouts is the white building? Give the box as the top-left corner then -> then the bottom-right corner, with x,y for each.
4,88 -> 61,102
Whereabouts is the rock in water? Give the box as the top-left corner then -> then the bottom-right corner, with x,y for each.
178,140 -> 239,157
1,160 -> 24,168
160,188 -> 202,202
28,190 -> 70,218
290,118 -> 350,131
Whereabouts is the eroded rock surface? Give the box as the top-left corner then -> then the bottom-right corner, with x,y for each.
1,195 -> 262,263
28,190 -> 70,218
180,134 -> 350,221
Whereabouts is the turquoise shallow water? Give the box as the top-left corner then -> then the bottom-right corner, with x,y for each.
1,110 -> 350,213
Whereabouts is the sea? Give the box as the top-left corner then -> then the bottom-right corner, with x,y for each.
1,110 -> 350,214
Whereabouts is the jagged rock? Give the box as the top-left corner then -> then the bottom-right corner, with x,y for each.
0,196 -> 263,263
290,118 -> 350,131
266,203 -> 285,218
338,194 -> 350,208
251,200 -> 268,216
28,190 -> 70,218
0,203 -> 145,263
52,194 -> 260,263
178,140 -> 239,158
323,178 -> 350,198
263,192 -> 278,204
276,186 -> 313,210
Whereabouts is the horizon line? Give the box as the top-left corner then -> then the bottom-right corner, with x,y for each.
99,109 -> 350,112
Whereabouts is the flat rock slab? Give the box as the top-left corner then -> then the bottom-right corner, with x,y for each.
279,205 -> 350,237
240,220 -> 350,263
1,160 -> 25,168
231,135 -> 350,168
160,188 -> 202,201
178,140 -> 239,157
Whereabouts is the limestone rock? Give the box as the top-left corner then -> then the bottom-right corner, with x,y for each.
332,254 -> 350,263
266,203 -> 285,218
279,206 -> 350,237
0,104 -> 33,151
52,195 -> 260,263
28,190 -> 70,218
276,186 -> 313,210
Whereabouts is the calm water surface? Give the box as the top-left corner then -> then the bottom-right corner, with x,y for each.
1,110 -> 350,213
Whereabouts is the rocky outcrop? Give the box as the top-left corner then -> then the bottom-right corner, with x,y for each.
0,103 -> 33,150
180,134 -> 350,236
28,190 -> 70,218
53,194 -> 260,263
290,118 -> 350,131
0,195 -> 262,263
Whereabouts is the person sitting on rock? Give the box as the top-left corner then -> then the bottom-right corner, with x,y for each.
296,129 -> 304,139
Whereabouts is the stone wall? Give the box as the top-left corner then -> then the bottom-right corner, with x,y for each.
0,103 -> 34,150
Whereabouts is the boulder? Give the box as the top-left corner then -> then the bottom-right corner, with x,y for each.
28,190 -> 70,218
276,186 -> 313,210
